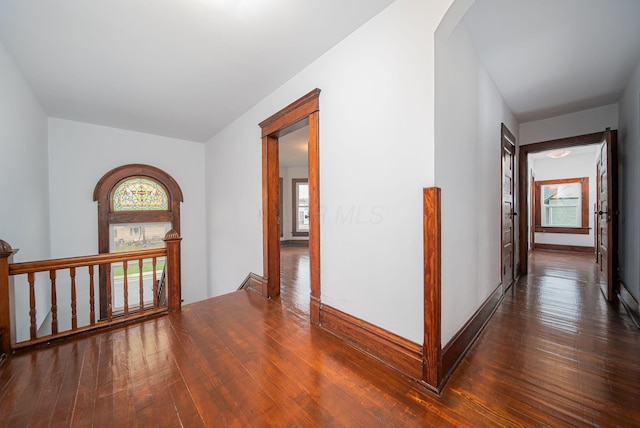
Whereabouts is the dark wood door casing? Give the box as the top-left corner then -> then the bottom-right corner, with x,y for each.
93,164 -> 184,319
517,130 -> 617,276
259,89 -> 321,324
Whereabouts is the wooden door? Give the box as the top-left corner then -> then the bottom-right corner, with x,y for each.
596,129 -> 617,301
501,124 -> 516,289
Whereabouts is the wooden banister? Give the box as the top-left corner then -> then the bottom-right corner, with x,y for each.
8,248 -> 166,275
0,231 -> 182,355
0,240 -> 17,355
165,230 -> 182,312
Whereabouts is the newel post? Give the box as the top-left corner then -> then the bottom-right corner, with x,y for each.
164,230 -> 182,312
0,240 -> 18,355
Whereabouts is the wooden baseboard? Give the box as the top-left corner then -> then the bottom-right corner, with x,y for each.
238,272 -> 267,296
319,304 -> 423,380
534,244 -> 594,253
619,280 -> 640,329
441,283 -> 503,386
280,240 -> 309,247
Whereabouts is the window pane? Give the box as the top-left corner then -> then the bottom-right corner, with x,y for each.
297,207 -> 309,231
113,177 -> 168,211
294,181 -> 309,234
110,222 -> 170,310
110,222 -> 172,252
541,182 -> 581,227
298,183 -> 309,207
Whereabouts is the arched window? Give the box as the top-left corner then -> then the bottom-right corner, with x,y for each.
93,164 -> 183,318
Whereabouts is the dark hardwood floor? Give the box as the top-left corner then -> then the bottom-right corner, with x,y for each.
1,249 -> 639,426
279,246 -> 311,319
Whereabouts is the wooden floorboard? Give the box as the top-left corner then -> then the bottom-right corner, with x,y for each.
1,248 -> 639,426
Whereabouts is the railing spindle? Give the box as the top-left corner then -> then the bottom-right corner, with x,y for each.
28,272 -> 36,340
70,267 -> 77,330
50,270 -> 58,335
139,259 -> 144,313
106,264 -> 112,321
88,265 -> 95,325
3,239 -> 176,352
152,257 -> 158,309
123,261 -> 129,316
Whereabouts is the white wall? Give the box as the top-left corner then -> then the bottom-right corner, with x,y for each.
520,104 -> 619,145
0,41 -> 51,341
530,152 -> 597,247
618,58 -> 640,300
205,0 -> 454,343
280,166 -> 309,241
47,119 -> 208,306
435,21 -> 518,344
0,42 -> 50,260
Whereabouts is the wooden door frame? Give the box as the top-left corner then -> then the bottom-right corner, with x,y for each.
501,124 -> 516,289
517,130 -> 616,275
259,89 -> 322,325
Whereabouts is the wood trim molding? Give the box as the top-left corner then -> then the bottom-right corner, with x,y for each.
259,89 -> 320,137
441,284 -> 503,383
534,244 -> 594,253
93,164 -> 184,320
238,272 -> 267,293
319,304 -> 423,380
619,280 -> 640,329
533,177 -> 589,234
308,110 -> 321,325
534,227 -> 590,234
518,131 -> 607,275
259,90 -> 321,320
423,187 -> 442,389
93,163 -> 184,253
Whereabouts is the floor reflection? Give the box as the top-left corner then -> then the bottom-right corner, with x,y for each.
279,246 -> 310,318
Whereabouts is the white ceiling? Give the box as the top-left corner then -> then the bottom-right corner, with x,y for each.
463,0 -> 640,123
1,1 -> 639,143
0,0 -> 396,142
529,144 -> 598,161
279,125 -> 309,168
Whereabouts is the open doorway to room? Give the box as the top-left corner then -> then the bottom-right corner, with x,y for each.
519,130 -> 618,301
259,89 -> 321,324
278,126 -> 311,317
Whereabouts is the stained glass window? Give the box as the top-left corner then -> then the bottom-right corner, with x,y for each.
112,177 -> 169,211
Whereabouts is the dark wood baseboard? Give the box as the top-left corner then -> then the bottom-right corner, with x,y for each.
534,244 -> 594,253
238,272 -> 267,296
441,283 -> 503,387
319,304 -> 423,380
619,280 -> 640,329
280,240 -> 309,248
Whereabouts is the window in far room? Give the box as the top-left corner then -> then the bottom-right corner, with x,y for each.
292,178 -> 309,236
534,177 -> 589,234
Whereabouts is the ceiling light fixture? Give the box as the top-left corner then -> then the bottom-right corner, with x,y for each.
546,149 -> 571,159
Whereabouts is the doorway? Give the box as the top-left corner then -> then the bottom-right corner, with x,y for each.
259,89 -> 322,324
518,129 -> 618,301
279,126 -> 311,316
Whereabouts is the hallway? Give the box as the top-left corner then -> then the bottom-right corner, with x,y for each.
0,250 -> 638,426
447,250 -> 640,425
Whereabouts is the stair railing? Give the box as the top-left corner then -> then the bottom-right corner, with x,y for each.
0,230 -> 181,355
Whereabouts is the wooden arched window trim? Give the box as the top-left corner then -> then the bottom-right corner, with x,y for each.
93,164 -> 183,320
93,164 -> 183,254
